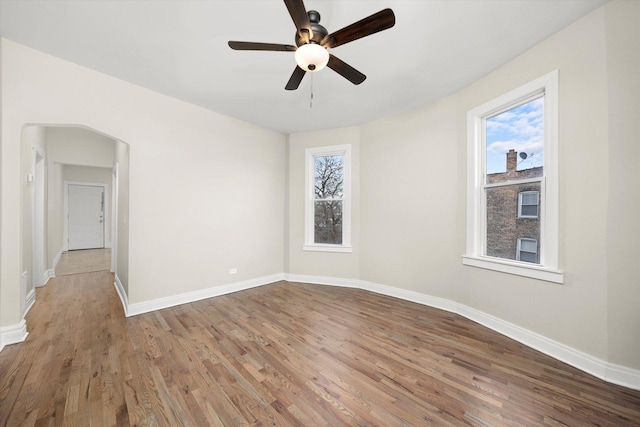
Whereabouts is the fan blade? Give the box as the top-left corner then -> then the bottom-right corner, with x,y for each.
321,8 -> 395,49
228,41 -> 297,52
285,66 -> 306,90
284,0 -> 312,44
327,55 -> 366,85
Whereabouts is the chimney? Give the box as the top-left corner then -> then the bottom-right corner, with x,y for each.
506,149 -> 517,176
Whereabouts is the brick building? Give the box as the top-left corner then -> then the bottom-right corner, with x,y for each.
486,149 -> 542,263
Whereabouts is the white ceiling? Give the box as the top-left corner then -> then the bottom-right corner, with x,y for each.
0,0 -> 607,134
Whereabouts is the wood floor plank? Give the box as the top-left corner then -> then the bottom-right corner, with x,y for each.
1,271 -> 640,426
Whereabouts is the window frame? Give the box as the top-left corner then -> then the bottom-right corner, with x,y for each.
463,70 -> 563,283
304,144 -> 352,253
518,191 -> 540,219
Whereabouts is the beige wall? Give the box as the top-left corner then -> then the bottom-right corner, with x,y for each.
47,127 -> 115,168
360,96 -> 459,300
63,165 -> 112,183
0,37 -> 3,328
127,123 -> 285,304
604,0 -> 640,369
1,38 -> 286,322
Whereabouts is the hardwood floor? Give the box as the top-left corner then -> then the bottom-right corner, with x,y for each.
55,248 -> 111,276
1,272 -> 639,426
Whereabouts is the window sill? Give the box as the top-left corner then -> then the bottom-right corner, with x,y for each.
462,255 -> 564,284
303,244 -> 353,253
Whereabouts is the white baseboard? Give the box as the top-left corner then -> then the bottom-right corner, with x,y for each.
114,274 -> 129,316
29,269 -> 49,289
285,273 -> 362,289
0,320 -> 29,352
287,274 -> 458,313
284,273 -> 640,391
23,289 -> 36,317
41,269 -> 55,286
453,303 -> 640,390
51,247 -> 64,278
605,362 -> 640,391
124,273 -> 286,317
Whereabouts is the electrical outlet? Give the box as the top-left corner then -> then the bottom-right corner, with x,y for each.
229,268 -> 237,275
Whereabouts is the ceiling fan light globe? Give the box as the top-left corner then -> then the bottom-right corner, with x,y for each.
295,43 -> 329,72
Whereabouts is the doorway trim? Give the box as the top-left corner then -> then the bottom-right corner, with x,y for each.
111,164 -> 119,274
31,145 -> 46,291
63,181 -> 109,252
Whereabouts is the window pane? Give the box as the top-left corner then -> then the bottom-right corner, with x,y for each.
519,250 -> 537,263
522,193 -> 538,205
314,200 -> 342,244
520,239 -> 537,252
521,205 -> 538,217
485,97 -> 544,181
315,155 -> 344,199
519,190 -> 540,218
486,182 -> 541,263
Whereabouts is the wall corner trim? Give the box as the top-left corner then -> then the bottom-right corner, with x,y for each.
0,320 -> 29,352
284,273 -> 640,391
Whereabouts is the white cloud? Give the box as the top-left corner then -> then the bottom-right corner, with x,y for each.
487,139 -> 543,154
487,98 -> 543,142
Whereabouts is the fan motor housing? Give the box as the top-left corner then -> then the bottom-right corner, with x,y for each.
295,10 -> 328,47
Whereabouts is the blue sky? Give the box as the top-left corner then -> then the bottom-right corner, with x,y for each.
486,97 -> 544,174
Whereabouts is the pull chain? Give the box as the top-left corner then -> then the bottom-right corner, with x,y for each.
310,73 -> 314,108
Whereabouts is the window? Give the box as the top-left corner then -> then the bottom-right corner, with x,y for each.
304,145 -> 351,252
516,238 -> 538,263
464,70 -> 563,283
518,191 -> 539,218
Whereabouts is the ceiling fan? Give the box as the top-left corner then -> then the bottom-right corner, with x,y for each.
228,0 -> 395,90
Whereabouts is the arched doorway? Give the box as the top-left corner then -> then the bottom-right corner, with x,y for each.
20,125 -> 130,315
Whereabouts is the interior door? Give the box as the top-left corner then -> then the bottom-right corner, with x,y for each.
68,184 -> 105,250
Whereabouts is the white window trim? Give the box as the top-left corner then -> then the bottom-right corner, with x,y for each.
516,237 -> 538,262
518,191 -> 540,219
303,144 -> 352,253
463,70 -> 563,284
